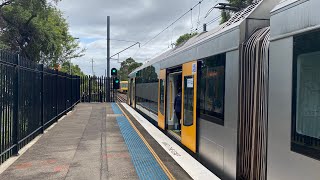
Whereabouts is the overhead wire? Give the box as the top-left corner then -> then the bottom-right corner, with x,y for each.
147,46 -> 171,61
191,8 -> 194,33
170,26 -> 174,48
207,15 -> 222,25
195,1 -> 201,31
139,0 -> 205,48
204,0 -> 223,27
134,0 -> 225,60
110,39 -> 139,43
193,0 -> 223,34
205,7 -> 215,18
204,0 -> 219,18
133,0 -> 206,58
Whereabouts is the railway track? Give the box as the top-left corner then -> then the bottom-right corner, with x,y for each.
117,93 -> 127,103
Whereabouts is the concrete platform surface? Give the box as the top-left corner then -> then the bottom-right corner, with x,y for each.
0,103 -> 193,180
0,103 -> 138,180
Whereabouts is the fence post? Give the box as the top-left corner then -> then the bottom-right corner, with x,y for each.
112,77 -> 114,102
55,70 -> 58,118
89,76 -> 92,103
78,77 -> 80,102
79,76 -> 81,102
70,75 -> 72,107
105,77 -> 110,102
65,74 -> 67,110
67,74 -> 69,108
79,77 -> 80,102
106,78 -> 110,102
12,54 -> 20,156
40,64 -> 44,133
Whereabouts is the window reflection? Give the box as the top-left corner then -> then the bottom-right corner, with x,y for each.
184,76 -> 194,126
198,53 -> 226,123
160,79 -> 165,115
135,64 -> 159,115
292,30 -> 320,161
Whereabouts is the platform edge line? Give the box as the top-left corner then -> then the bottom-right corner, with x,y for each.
116,103 -> 175,180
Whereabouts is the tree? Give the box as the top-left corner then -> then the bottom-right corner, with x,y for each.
175,32 -> 198,47
60,61 -> 86,77
220,0 -> 254,24
119,57 -> 142,81
0,0 -> 84,65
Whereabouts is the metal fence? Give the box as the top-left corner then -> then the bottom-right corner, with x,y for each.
0,50 -> 80,165
80,76 -> 115,103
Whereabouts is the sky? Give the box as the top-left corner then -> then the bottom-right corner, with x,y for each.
58,0 -> 224,76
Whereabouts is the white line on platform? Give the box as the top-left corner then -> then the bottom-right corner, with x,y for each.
122,103 -> 220,180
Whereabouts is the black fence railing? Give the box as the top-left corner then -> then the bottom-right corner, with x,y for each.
0,50 -> 80,165
80,76 -> 115,103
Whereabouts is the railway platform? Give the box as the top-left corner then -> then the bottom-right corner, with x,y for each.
0,103 -> 218,180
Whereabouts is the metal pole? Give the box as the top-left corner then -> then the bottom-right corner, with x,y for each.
89,76 -> 92,103
107,16 -> 110,78
107,16 -> 111,101
91,59 -> 94,76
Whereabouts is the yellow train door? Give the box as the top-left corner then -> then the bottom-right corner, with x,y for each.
181,61 -> 197,153
158,69 -> 166,130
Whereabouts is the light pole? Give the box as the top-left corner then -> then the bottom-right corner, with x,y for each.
107,16 -> 110,78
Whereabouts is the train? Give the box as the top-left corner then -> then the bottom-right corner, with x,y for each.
118,81 -> 128,93
126,0 -> 320,179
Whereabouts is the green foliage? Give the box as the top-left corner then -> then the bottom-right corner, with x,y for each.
175,32 -> 198,47
220,10 -> 231,24
60,61 -> 86,76
0,0 -> 84,65
220,0 -> 254,24
119,57 -> 142,81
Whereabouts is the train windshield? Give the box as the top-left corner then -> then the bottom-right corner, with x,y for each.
121,83 -> 128,88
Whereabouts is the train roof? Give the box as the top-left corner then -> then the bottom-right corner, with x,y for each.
129,0 -> 280,77
270,0 -> 319,39
271,0 -> 300,14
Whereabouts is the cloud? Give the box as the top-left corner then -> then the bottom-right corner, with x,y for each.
58,0 -> 223,76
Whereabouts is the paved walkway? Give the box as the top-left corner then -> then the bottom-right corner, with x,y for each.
0,103 -> 138,180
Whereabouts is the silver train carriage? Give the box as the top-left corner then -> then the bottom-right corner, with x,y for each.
127,0 -> 320,179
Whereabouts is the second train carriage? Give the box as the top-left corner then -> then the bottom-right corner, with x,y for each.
127,0 -> 320,179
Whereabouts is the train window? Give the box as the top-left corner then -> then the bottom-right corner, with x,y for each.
292,30 -> 320,161
121,83 -> 128,88
184,76 -> 194,126
160,79 -> 165,115
198,53 -> 225,125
